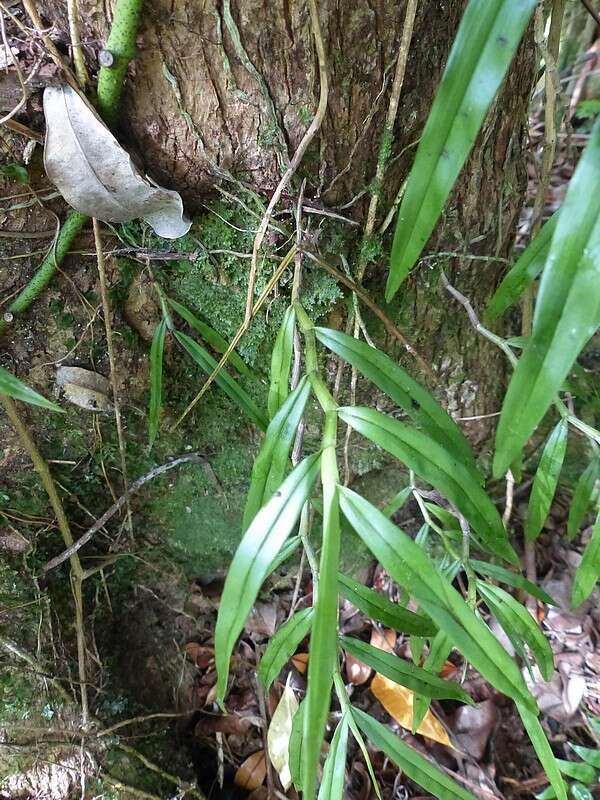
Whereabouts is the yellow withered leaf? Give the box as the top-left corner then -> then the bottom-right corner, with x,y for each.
370,672 -> 450,746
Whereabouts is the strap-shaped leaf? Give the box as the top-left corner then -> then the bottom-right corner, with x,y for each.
339,406 -> 517,564
0,366 -> 63,412
258,607 -> 313,691
477,581 -> 553,681
525,420 -> 568,541
494,118 -> 600,476
242,378 -> 311,531
556,759 -> 597,784
289,698 -> 306,791
338,573 -> 437,636
317,714 -> 349,800
485,212 -> 558,321
303,413 -> 340,800
572,512 -> 600,608
215,453 -> 320,704
268,306 -> 296,419
339,487 -> 536,712
167,296 -> 251,377
315,327 -> 475,469
174,330 -> 267,430
385,0 -> 537,298
413,631 -> 453,731
471,560 -> 557,606
340,636 -> 472,703
383,485 -> 412,517
518,704 -> 567,800
567,458 -> 600,540
148,318 -> 167,447
569,743 -> 600,768
353,708 -> 477,800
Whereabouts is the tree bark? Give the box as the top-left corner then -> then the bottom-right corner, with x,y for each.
42,0 -> 535,442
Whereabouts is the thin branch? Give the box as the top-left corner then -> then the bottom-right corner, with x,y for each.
93,219 -> 133,539
580,0 -> 600,28
66,0 -> 89,88
243,0 -> 329,324
42,453 -> 206,573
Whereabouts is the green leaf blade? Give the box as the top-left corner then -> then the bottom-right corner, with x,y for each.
315,327 -> 475,469
242,378 -> 311,531
518,704 -> 568,800
353,708 -> 477,800
525,420 -> 568,541
386,0 -> 537,297
485,211 -> 558,321
338,573 -> 437,636
340,636 -> 472,703
0,366 -> 63,412
494,118 -> 600,476
214,453 -> 320,704
317,714 -> 349,800
567,458 -> 600,540
268,306 -> 296,419
572,512 -> 600,608
258,607 -> 313,691
471,560 -> 558,606
148,319 -> 167,447
339,406 -> 517,564
174,330 -> 268,430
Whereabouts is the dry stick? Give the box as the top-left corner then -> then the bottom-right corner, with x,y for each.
580,0 -> 600,28
173,245 -> 297,429
524,0 -> 566,600
243,0 -> 329,325
42,453 -> 206,573
21,0 -> 83,95
0,396 -> 89,724
66,0 -> 89,88
92,219 -> 133,540
0,8 -> 28,125
304,249 -> 435,381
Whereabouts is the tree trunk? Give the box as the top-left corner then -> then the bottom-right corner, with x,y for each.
43,0 -> 535,442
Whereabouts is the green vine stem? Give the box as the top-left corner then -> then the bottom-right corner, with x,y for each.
96,0 -> 144,125
0,0 -> 144,338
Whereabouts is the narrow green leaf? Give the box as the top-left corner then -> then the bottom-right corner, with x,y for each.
569,743 -> 600,768
318,714 -> 349,800
339,406 -> 517,564
174,330 -> 267,430
289,698 -> 306,791
242,378 -> 311,531
268,534 -> 301,575
339,488 -> 536,712
268,306 -> 295,419
572,512 -> 600,608
485,211 -> 559,321
353,708 -> 477,800
383,486 -> 412,517
0,366 -> 63,412
214,453 -> 320,704
315,327 -> 476,470
471,560 -> 558,606
167,296 -> 251,377
413,632 -> 453,731
386,0 -> 537,297
338,573 -> 437,636
477,581 -> 554,680
570,784 -> 594,800
494,117 -> 600,476
340,636 -> 472,703
556,760 -> 597,784
258,607 -> 313,690
303,413 -> 340,800
148,319 -> 167,447
525,420 -> 568,541
518,704 -> 568,800
568,459 -> 600,540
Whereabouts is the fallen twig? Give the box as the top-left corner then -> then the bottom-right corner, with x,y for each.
42,453 -> 206,573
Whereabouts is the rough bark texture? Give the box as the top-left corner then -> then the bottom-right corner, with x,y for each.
40,0 -> 536,443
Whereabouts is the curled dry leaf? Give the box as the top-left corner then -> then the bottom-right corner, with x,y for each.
43,85 -> 191,239
267,680 -> 299,790
234,750 -> 267,792
370,673 -> 451,746
55,366 -> 112,412
370,627 -> 397,653
291,652 -> 309,674
345,652 -> 373,685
